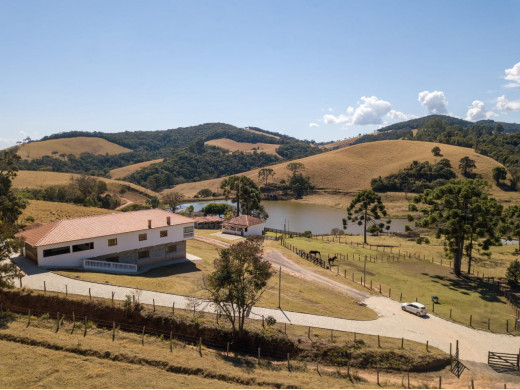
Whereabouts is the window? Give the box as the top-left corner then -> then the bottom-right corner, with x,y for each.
43,246 -> 70,258
183,226 -> 194,237
105,256 -> 119,263
160,230 -> 168,238
138,250 -> 149,259
166,245 -> 177,253
108,238 -> 118,246
139,233 -> 147,241
72,242 -> 94,252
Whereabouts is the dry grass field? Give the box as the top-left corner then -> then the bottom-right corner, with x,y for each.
19,200 -> 115,224
0,312 -> 457,389
109,159 -> 164,179
166,140 -> 515,213
14,137 -> 131,160
205,138 -> 281,156
12,170 -> 158,198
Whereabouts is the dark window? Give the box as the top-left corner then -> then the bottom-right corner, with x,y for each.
105,256 -> 119,263
183,226 -> 194,237
160,230 -> 168,237
166,245 -> 177,253
72,242 -> 94,252
108,238 -> 118,246
138,250 -> 149,259
139,233 -> 147,241
43,246 -> 71,258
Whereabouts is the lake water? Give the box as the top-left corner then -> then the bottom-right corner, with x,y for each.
180,200 -> 413,235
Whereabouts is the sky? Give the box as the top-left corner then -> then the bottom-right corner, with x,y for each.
1,0 -> 520,148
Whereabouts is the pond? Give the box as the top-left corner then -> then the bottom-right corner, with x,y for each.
180,200 -> 413,235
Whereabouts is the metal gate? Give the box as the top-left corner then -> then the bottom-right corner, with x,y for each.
488,351 -> 520,374
451,349 -> 468,378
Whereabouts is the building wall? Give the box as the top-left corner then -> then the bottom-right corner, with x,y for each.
222,223 -> 265,237
36,222 -> 193,268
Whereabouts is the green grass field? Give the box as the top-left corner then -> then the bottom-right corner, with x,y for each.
281,236 -> 519,333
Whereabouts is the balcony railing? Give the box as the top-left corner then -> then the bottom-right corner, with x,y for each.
83,259 -> 138,273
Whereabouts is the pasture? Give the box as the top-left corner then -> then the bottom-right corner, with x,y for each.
14,137 -> 131,160
109,158 -> 164,179
205,138 -> 281,156
19,200 -> 114,224
279,235 -> 520,334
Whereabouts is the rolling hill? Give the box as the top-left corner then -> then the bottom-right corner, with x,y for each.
167,140 -> 510,198
12,171 -> 158,198
15,137 -> 131,160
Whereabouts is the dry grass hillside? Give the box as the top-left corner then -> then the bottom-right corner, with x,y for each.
13,171 -> 158,198
320,136 -> 361,150
15,137 -> 131,160
19,200 -> 115,224
109,159 -> 164,179
166,140 -> 512,205
205,138 -> 280,156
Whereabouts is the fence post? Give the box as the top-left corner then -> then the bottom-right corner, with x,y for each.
258,347 -> 261,365
112,291 -> 115,303
44,281 -> 46,294
56,312 -> 60,332
426,340 -> 429,352
354,332 -> 356,342
308,326 -> 311,339
172,302 -> 175,317
330,329 -> 333,341
344,269 -> 346,278
112,321 -> 116,341
89,288 -> 91,300
450,309 -> 452,319
488,318 -> 490,330
153,299 -> 155,312
439,376 -> 442,389
400,292 -> 402,302
470,315 -> 472,327
507,320 -> 509,333
142,326 -> 145,345
401,337 -> 404,349
471,379 -> 474,389
170,331 -> 173,352
379,284 -> 381,293
389,288 -> 391,298
71,312 -> 75,334
65,284 -> 68,297
378,334 -> 381,348
377,365 -> 380,386
287,353 -> 291,371
83,316 -> 87,337
198,337 -> 202,356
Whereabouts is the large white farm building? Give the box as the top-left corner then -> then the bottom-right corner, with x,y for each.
16,209 -> 195,273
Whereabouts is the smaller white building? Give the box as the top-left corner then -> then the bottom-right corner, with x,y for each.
221,215 -> 266,237
16,209 -> 194,273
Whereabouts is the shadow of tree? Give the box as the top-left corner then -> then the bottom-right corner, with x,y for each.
422,273 -> 505,303
141,261 -> 202,278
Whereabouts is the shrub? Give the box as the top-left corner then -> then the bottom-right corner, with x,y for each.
266,315 -> 277,327
506,260 -> 520,288
303,230 -> 312,238
404,225 -> 411,232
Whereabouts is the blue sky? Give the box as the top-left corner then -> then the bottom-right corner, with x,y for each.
1,0 -> 520,148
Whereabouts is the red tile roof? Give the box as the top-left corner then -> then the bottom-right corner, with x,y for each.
16,209 -> 193,247
222,215 -> 266,228
192,216 -> 224,223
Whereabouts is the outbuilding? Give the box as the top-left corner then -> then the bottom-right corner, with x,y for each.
221,215 -> 266,237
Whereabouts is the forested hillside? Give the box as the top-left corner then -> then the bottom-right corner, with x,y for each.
11,123 -> 320,190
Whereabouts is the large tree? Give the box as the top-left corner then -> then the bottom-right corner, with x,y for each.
501,205 -> 520,252
492,166 -> 507,186
459,156 -> 477,178
203,237 -> 274,335
258,168 -> 275,187
345,190 -> 389,244
413,179 -> 502,277
220,176 -> 268,218
1,152 -> 27,288
162,191 -> 185,213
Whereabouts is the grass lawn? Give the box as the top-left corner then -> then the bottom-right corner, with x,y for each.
57,239 -> 376,320
283,236 -> 520,333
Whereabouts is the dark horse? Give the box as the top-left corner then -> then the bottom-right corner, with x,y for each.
309,250 -> 321,258
328,255 -> 337,266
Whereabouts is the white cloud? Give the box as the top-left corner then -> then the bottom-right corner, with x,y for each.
350,96 -> 392,125
387,109 -> 410,120
321,96 -> 415,126
322,113 -> 350,124
328,107 -> 333,112
308,122 -> 319,128
465,100 -> 497,121
504,61 -> 520,88
418,90 -> 448,114
496,95 -> 520,111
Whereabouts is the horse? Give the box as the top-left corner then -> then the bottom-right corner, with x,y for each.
328,255 -> 337,266
309,250 -> 321,258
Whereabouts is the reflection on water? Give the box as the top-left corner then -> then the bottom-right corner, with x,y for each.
181,200 -> 412,235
